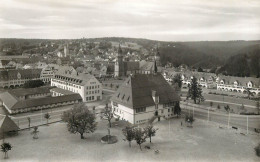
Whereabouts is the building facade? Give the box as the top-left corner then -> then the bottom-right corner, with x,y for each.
110,74 -> 180,124
0,69 -> 42,88
51,67 -> 102,102
0,87 -> 82,114
216,75 -> 260,95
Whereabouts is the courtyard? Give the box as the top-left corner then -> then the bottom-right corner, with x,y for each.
2,117 -> 259,162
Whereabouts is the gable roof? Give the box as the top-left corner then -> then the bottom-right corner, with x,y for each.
217,75 -> 260,87
139,61 -> 155,71
8,86 -> 52,97
111,73 -> 180,109
0,115 -> 19,132
0,69 -> 41,81
124,62 -> 139,71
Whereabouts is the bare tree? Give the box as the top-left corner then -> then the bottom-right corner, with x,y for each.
100,103 -> 114,128
144,124 -> 158,143
27,117 -> 31,130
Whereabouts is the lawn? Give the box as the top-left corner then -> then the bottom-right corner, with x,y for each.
2,118 -> 259,162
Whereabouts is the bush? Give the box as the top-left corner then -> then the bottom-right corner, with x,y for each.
255,143 -> 260,157
24,80 -> 44,88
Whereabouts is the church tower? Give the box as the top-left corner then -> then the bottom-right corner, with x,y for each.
114,44 -> 125,77
153,46 -> 159,73
64,44 -> 69,57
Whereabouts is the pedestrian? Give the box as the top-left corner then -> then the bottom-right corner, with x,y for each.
181,121 -> 183,126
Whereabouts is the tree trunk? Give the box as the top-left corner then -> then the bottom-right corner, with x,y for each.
194,99 -> 196,104
150,136 -> 151,143
139,144 -> 142,151
109,120 -> 111,128
129,141 -> 131,147
80,133 -> 84,139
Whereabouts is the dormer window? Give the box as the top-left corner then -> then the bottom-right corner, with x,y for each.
247,81 -> 253,88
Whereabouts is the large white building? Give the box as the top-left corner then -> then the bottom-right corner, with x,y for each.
51,67 -> 102,102
110,73 -> 180,124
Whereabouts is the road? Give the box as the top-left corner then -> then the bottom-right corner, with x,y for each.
181,102 -> 260,132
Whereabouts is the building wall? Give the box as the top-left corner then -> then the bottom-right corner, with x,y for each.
84,77 -> 102,102
112,103 -> 134,123
5,99 -> 80,114
111,101 -> 175,124
51,76 -> 102,102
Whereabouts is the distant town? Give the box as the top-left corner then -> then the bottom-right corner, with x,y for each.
0,38 -> 259,161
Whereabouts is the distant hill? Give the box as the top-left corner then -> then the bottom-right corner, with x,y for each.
159,43 -> 221,68
217,44 -> 260,77
88,37 -> 260,69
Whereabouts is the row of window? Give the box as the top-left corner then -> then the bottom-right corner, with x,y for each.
136,107 -> 146,113
163,102 -> 175,108
51,81 -> 82,89
86,90 -> 100,95
86,96 -> 95,101
86,85 -> 100,90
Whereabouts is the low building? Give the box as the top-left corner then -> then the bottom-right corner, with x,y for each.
163,70 -> 217,89
110,73 -> 180,124
0,67 -> 55,88
0,69 -> 42,88
51,67 -> 102,102
0,87 -> 82,114
216,75 -> 260,95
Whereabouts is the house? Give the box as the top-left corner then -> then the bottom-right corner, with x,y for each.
51,67 -> 102,102
0,87 -> 82,114
110,73 -> 180,124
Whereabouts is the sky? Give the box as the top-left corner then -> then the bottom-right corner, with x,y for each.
0,0 -> 260,41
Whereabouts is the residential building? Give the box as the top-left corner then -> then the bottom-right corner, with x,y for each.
0,69 -> 42,88
216,75 -> 260,95
51,67 -> 102,102
110,73 -> 180,124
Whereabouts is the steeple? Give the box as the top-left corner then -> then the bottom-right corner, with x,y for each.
154,45 -> 159,73
118,44 -> 123,56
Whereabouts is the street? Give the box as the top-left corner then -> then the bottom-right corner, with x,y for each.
181,102 -> 260,132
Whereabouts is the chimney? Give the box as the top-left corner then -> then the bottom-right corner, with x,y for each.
152,90 -> 159,104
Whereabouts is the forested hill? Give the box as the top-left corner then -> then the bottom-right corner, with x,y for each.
217,44 -> 260,77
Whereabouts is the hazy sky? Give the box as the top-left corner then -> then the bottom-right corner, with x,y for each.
0,0 -> 260,41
